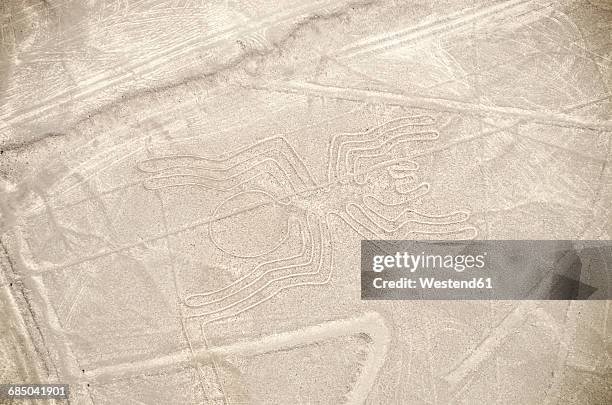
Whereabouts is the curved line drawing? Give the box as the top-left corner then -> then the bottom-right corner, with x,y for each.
138,136 -> 317,191
189,213 -> 332,326
328,115 -> 440,182
186,218 -> 310,307
137,114 -> 477,326
208,189 -> 294,259
187,219 -> 310,304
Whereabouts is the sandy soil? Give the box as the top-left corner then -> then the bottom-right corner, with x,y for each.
1,1 -> 611,404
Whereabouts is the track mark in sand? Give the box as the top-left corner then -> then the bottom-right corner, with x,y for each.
443,302 -> 535,390
443,301 -> 582,401
253,81 -> 612,131
84,312 -> 391,405
152,169 -> 216,404
441,301 -> 572,395
0,0 -> 342,127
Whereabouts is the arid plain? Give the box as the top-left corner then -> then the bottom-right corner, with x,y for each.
1,0 -> 611,404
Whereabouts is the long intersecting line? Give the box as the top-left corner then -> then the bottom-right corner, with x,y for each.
153,171 -> 219,403
253,81 -> 612,130
333,0 -> 535,60
20,92 -> 610,275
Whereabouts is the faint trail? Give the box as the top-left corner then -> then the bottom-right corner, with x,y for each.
0,285 -> 42,381
0,0 -> 342,128
252,81 -> 612,130
19,104 -> 359,219
153,172 -> 217,403
443,301 -> 538,391
16,94 -> 610,275
540,303 -> 576,405
84,311 -> 390,405
23,275 -> 93,402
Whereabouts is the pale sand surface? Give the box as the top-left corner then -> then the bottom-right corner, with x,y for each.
0,1 -> 611,404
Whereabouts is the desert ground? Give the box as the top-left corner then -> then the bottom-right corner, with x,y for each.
0,0 -> 611,404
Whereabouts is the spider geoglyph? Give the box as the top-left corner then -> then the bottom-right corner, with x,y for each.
137,113 -> 477,325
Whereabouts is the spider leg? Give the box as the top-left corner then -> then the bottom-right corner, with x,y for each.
327,115 -> 437,182
359,193 -> 478,239
141,158 -> 299,195
347,122 -> 441,184
184,216 -> 311,308
327,131 -> 365,182
365,196 -> 470,227
186,213 -> 332,325
138,136 -> 317,196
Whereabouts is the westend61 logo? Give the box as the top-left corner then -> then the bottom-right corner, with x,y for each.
361,240 -> 611,300
371,252 -> 487,273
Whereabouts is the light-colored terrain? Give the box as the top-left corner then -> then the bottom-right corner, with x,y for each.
1,0 -> 611,404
